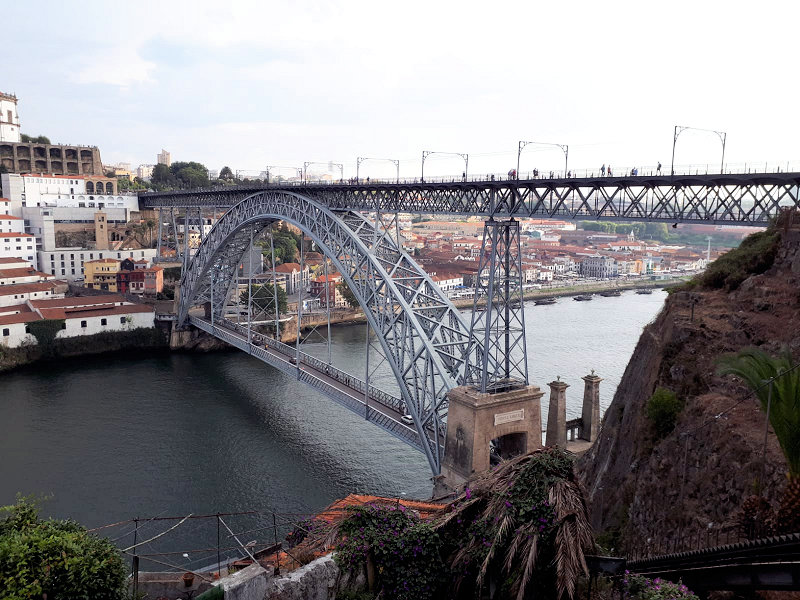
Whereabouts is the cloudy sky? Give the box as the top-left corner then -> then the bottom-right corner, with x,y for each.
4,0 -> 799,179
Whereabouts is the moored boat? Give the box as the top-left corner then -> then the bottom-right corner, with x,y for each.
599,289 -> 621,297
635,288 -> 653,295
534,297 -> 557,305
573,294 -> 593,301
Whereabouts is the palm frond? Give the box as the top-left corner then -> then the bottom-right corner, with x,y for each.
477,513 -> 514,590
515,533 -> 539,600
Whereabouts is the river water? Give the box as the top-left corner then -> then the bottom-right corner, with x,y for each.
0,290 -> 665,551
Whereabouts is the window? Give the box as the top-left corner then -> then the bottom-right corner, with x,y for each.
61,323 -> 66,329
101,318 -> 107,326
2,328 -> 8,336
120,317 -> 126,324
80,320 -> 87,328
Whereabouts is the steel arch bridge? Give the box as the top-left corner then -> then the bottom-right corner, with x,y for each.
179,190 -> 500,474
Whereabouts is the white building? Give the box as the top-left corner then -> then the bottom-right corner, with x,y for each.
0,232 -> 36,264
38,247 -> 157,281
580,255 -> 619,279
158,149 -> 171,166
0,294 -> 154,348
432,273 -> 464,292
0,173 -> 139,217
0,92 -> 21,143
0,213 -> 25,235
137,164 -> 155,180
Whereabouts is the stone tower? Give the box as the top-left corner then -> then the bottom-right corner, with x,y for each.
94,211 -> 109,251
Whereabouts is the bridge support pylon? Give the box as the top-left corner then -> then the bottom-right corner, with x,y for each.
439,384 -> 543,492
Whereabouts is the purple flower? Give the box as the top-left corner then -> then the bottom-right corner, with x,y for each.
465,487 -> 472,499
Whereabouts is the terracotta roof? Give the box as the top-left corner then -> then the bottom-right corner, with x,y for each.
0,232 -> 34,238
29,294 -> 125,308
84,258 -> 120,264
0,281 -> 58,295
0,268 -> 53,280
274,262 -> 303,273
38,304 -> 153,320
0,214 -> 22,220
0,303 -> 33,316
0,257 -> 29,264
0,312 -> 41,326
22,173 -> 85,180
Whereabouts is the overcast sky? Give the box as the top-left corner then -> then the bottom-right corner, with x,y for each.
4,0 -> 799,179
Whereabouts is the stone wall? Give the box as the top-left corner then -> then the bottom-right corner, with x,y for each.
0,142 -> 103,175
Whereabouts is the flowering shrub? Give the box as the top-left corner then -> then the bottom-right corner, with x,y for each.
623,572 -> 699,599
334,503 -> 445,600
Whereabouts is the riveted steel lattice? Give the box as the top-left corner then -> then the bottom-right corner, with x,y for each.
142,173 -> 800,225
178,190 -> 495,474
466,219 -> 528,393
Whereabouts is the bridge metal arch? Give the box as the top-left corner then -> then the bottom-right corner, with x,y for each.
178,190 -> 491,474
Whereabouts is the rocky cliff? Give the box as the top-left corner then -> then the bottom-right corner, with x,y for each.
578,213 -> 800,552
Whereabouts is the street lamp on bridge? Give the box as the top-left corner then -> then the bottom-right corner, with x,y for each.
421,150 -> 469,182
265,165 -> 303,184
303,161 -> 344,183
670,125 -> 727,176
517,141 -> 569,179
356,157 -> 400,183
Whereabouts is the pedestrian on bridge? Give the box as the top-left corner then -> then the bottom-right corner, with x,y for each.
657,161 -> 662,174
601,164 -> 606,176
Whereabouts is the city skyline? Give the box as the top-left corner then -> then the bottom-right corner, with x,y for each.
3,0 -> 800,179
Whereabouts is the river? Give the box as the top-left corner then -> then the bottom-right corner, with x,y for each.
0,290 -> 666,557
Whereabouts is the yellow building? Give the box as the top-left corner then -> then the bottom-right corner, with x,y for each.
84,258 -> 121,292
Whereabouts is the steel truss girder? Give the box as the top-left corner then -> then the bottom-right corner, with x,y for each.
140,173 -> 800,225
178,191 -> 490,475
466,219 -> 529,392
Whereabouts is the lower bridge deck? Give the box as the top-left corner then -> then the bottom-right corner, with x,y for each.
189,315 -> 442,455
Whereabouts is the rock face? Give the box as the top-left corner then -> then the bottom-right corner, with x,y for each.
578,223 -> 800,552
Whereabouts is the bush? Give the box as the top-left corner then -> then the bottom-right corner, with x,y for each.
646,387 -> 683,439
699,229 -> 779,290
622,573 -> 699,599
335,504 -> 445,600
0,497 -> 127,600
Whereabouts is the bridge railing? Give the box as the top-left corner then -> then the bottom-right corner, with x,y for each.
143,161 -> 800,197
219,319 -> 406,416
566,418 -> 583,441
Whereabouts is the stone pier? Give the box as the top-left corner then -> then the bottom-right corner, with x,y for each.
581,371 -> 602,442
440,384 -> 544,488
545,379 -> 569,447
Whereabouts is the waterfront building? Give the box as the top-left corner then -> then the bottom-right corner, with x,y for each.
271,262 -> 310,295
580,254 -> 619,279
84,258 -> 121,292
0,294 -> 154,348
157,149 -> 171,166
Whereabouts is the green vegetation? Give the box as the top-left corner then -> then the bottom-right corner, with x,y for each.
26,319 -> 66,355
240,283 -> 287,316
219,166 -> 234,181
337,281 -> 358,308
0,497 -> 127,600
622,573 -> 699,599
150,161 -> 211,191
696,229 -> 779,290
20,134 -> 51,144
718,347 -> 800,532
646,387 -> 683,439
581,221 -> 670,241
335,504 -> 445,600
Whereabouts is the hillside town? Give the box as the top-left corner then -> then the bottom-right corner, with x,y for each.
0,88 -> 752,351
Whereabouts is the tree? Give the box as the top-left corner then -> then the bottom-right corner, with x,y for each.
220,166 -> 234,181
150,163 -> 174,188
718,348 -> 800,533
337,281 -> 358,308
20,134 -> 50,144
0,497 -> 127,599
240,283 -> 287,316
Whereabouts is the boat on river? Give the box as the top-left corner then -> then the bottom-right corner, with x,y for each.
573,294 -> 593,301
534,297 -> 557,305
635,288 -> 654,295
599,289 -> 621,297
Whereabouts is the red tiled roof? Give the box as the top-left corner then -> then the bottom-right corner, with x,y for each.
38,304 -> 153,320
29,294 -> 124,308
0,312 -> 41,326
0,257 -> 29,264
0,303 -> 33,316
0,214 -> 22,220
0,232 -> 34,238
274,262 -> 302,273
0,268 -> 53,280
315,494 -> 446,524
0,281 -> 58,295
21,173 -> 85,180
